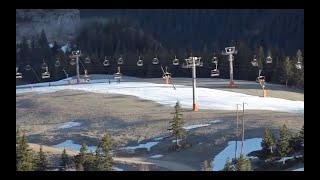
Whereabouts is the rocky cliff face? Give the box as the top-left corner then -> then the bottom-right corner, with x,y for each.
16,9 -> 80,44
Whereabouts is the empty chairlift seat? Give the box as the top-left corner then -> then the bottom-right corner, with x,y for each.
211,58 -> 220,77
251,58 -> 258,67
42,67 -> 50,79
70,58 -> 76,66
137,57 -> 143,66
172,56 -> 179,65
152,57 -> 159,65
117,57 -> 124,65
85,57 -> 91,64
55,59 -> 61,67
41,62 -> 48,70
84,69 -> 90,82
16,67 -> 22,79
211,69 -> 220,77
24,65 -> 32,71
256,69 -> 265,83
103,57 -> 110,66
266,56 -> 272,64
113,66 -> 122,79
212,57 -> 218,64
295,62 -> 302,69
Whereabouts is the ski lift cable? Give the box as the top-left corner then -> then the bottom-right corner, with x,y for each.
62,68 -> 69,78
30,66 -> 41,82
78,58 -> 87,71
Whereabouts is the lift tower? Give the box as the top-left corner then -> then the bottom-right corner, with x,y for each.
70,50 -> 82,84
183,56 -> 203,111
222,47 -> 237,87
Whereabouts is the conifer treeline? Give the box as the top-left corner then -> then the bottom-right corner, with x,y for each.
16,10 -> 304,88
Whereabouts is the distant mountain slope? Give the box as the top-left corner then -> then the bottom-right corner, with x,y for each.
16,9 -> 80,44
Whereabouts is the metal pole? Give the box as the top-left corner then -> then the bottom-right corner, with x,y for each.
76,55 -> 80,84
240,102 -> 245,155
229,54 -> 234,85
192,57 -> 198,111
235,104 -> 240,160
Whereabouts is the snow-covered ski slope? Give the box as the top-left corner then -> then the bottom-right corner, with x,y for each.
16,75 -> 304,113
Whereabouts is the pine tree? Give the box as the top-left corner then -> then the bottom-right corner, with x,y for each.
94,132 -> 113,171
281,56 -> 293,87
16,128 -> 22,167
16,128 -> 22,145
94,147 -> 107,171
83,152 -> 95,171
19,36 -> 30,63
293,49 -> 304,88
235,154 -> 251,171
61,148 -> 69,170
261,128 -> 276,154
16,134 -> 35,171
299,125 -> 304,140
223,158 -> 234,171
100,131 -> 113,155
75,143 -> 88,170
36,145 -> 47,171
236,41 -> 251,80
168,101 -> 186,147
37,29 -> 52,64
278,124 -> 290,157
38,29 -> 49,49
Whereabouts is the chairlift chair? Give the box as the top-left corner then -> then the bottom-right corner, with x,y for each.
41,61 -> 48,70
211,59 -> 220,77
85,57 -> 91,64
152,57 -> 159,65
70,58 -> 76,66
212,57 -> 218,64
183,58 -> 193,68
172,56 -> 179,65
251,57 -> 258,67
113,66 -> 122,79
16,67 -> 22,79
256,69 -> 265,83
117,56 -> 124,65
103,57 -> 110,66
42,67 -> 50,79
24,65 -> 32,71
295,61 -> 302,70
195,57 -> 203,66
84,69 -> 90,82
182,62 -> 189,68
256,76 -> 265,83
55,59 -> 61,67
137,56 -> 143,66
211,69 -> 220,77
266,56 -> 272,64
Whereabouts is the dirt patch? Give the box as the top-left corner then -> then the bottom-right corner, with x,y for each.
16,82 -> 303,170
